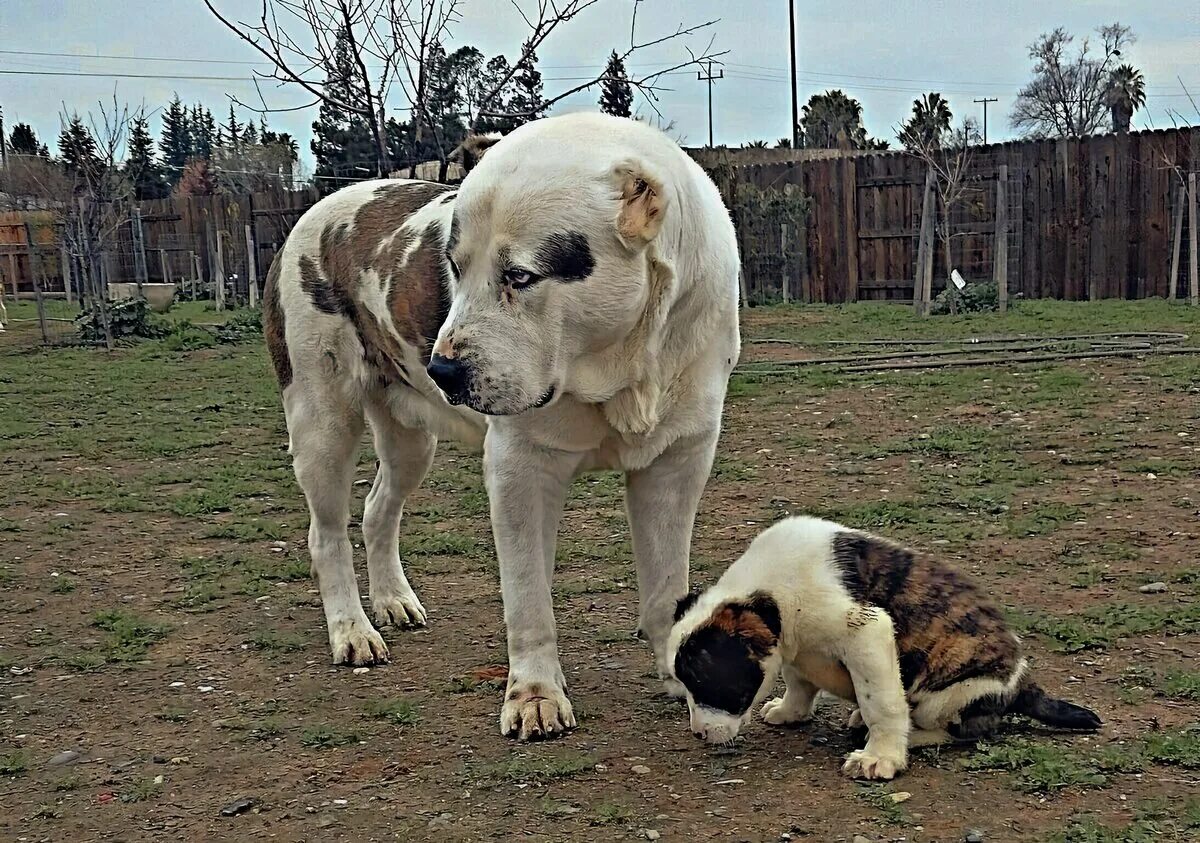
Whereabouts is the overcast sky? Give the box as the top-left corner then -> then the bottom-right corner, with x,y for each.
2,0 -> 1197,175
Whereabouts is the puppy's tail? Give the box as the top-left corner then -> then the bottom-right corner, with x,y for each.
1009,682 -> 1102,731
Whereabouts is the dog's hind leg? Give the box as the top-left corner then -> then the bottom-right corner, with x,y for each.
285,380 -> 387,665
362,397 -> 435,629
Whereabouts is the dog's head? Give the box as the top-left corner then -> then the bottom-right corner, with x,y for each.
427,115 -> 672,416
667,590 -> 783,744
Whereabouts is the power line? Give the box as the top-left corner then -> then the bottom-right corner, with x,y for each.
974,97 -> 998,143
697,60 -> 723,147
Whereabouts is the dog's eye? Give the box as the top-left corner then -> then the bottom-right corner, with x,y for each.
502,268 -> 539,289
446,256 -> 460,277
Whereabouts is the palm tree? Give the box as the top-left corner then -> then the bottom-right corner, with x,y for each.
1106,64 -> 1146,133
744,139 -> 769,149
897,92 -> 953,151
800,90 -> 869,149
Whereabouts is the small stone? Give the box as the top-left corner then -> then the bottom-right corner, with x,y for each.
198,685 -> 215,693
853,836 -> 873,843
169,681 -> 185,688
643,831 -> 661,841
352,667 -> 370,675
332,799 -> 348,806
714,779 -> 745,786
888,791 -> 912,803
153,774 -> 165,785
1138,582 -> 1167,594
631,764 -> 651,775
221,797 -> 255,817
48,750 -> 80,767
964,831 -> 984,843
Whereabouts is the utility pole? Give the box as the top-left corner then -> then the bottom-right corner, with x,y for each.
697,60 -> 723,147
973,97 -> 998,144
0,105 -> 7,169
789,2 -> 799,149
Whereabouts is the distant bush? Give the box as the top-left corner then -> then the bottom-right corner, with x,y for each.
931,280 -> 1000,315
75,299 -> 169,343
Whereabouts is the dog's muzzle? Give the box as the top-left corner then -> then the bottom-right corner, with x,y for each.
427,354 -> 470,404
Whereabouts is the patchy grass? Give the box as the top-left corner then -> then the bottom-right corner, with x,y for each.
1011,602 -> 1200,652
120,777 -> 163,803
1144,727 -> 1200,768
363,697 -> 420,726
591,802 -> 635,826
1162,671 -> 1200,701
854,783 -> 913,826
964,739 -> 1108,792
299,725 -> 360,749
247,629 -> 307,652
90,609 -> 170,663
475,751 -> 595,786
0,751 -> 30,775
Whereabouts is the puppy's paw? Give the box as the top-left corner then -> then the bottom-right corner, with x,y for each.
846,708 -> 864,728
760,697 -> 812,726
661,677 -> 687,699
841,749 -> 906,781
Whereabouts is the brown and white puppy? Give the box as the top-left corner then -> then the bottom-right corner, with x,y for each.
667,516 -> 1101,780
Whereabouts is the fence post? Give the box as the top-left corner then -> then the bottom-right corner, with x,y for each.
133,208 -> 148,296
160,249 -> 171,286
191,251 -> 201,300
24,222 -> 50,344
738,267 -> 749,311
994,164 -> 1009,314
914,167 -> 935,316
214,230 -> 227,311
1190,172 -> 1198,307
60,236 -> 74,305
1169,179 -> 1184,301
780,223 -> 790,304
245,223 -> 259,307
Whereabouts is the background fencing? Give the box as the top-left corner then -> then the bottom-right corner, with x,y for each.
708,126 -> 1199,305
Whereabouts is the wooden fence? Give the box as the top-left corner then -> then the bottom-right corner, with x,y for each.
0,187 -> 318,301
716,126 -> 1199,304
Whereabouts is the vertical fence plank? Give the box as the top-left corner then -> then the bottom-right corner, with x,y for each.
994,164 -> 1009,313
1169,178 -> 1185,300
914,167 -> 935,315
1189,172 -> 1198,306
844,158 -> 859,302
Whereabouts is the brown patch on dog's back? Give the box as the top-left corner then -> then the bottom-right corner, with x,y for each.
832,532 -> 1019,693
262,253 -> 292,388
301,181 -> 455,382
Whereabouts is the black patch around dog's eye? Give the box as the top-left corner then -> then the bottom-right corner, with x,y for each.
674,590 -> 702,622
674,625 -> 764,715
534,230 -> 595,282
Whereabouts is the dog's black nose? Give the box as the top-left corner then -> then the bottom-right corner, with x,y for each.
427,354 -> 469,400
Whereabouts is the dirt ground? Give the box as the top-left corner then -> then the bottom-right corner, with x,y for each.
2,300 -> 1199,842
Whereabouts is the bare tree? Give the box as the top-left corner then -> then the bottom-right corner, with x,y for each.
1010,23 -> 1135,138
204,0 -> 414,177
474,0 -> 724,129
906,118 -> 984,314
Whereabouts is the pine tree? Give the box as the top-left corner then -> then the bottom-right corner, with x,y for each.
242,118 -> 258,147
9,123 -> 49,157
311,31 -> 377,193
225,104 -> 244,152
599,51 -> 633,118
160,95 -> 192,181
57,114 -> 102,176
190,105 -> 216,159
507,42 -> 546,127
125,113 -> 168,199
475,55 -> 516,133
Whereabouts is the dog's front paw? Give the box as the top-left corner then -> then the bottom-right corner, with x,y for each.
327,616 -> 389,666
846,708 -> 864,728
760,697 -> 813,726
662,677 -> 687,699
370,583 -> 427,628
500,680 -> 576,741
841,748 -> 906,781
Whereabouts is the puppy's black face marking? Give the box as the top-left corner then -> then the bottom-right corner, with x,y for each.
674,590 -> 701,622
674,625 -> 764,716
534,231 -> 595,282
673,596 -> 781,716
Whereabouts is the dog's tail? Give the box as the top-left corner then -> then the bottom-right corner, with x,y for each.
1009,682 -> 1102,731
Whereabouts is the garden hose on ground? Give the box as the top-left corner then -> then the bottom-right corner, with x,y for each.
737,332 -> 1200,375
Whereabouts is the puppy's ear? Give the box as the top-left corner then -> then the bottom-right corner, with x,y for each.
674,589 -> 702,623
613,162 -> 668,246
741,592 -> 782,639
711,595 -> 781,658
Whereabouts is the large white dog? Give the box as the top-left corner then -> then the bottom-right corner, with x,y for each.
265,113 -> 740,740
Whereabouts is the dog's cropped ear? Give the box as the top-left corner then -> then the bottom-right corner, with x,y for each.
614,162 -> 668,246
452,132 -> 503,174
674,589 -> 702,623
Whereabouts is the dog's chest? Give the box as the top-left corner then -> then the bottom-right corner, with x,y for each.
792,650 -> 856,701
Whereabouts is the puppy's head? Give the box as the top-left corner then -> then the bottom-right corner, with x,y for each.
667,591 -> 782,744
428,115 -> 671,416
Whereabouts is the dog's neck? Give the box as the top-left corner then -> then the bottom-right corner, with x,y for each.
569,242 -> 726,438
